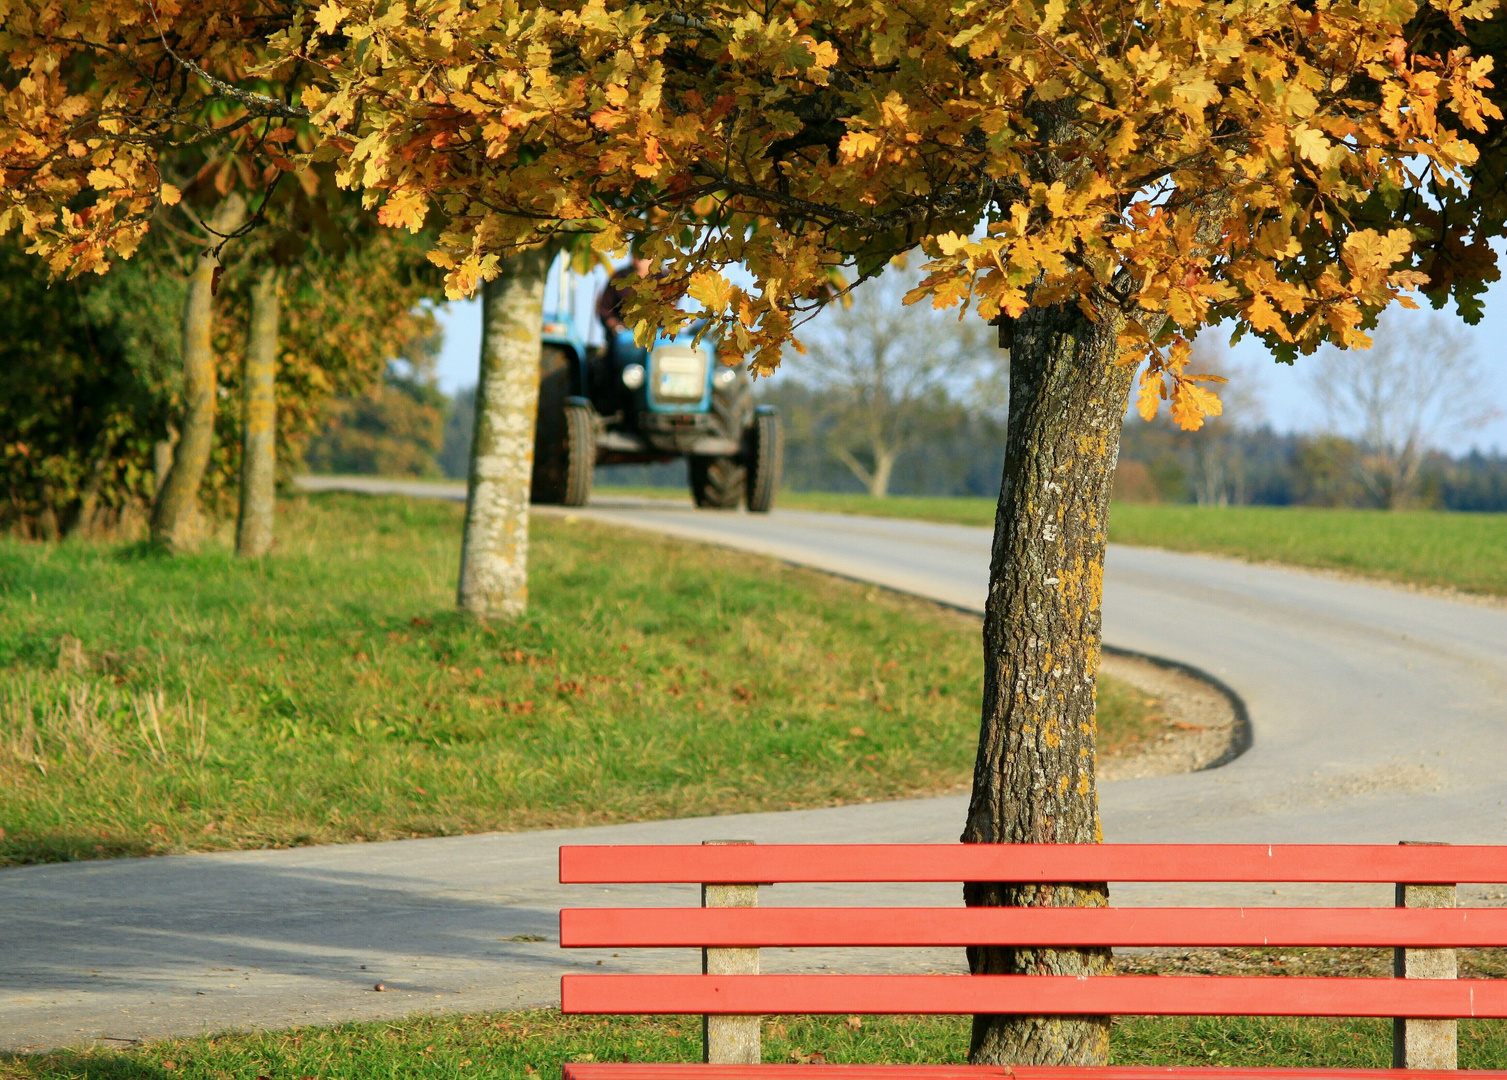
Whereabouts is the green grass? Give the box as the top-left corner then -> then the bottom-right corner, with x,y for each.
684,489 -> 1507,597
0,493 -> 1157,867
4,1009 -> 1505,1079
1108,503 -> 1507,597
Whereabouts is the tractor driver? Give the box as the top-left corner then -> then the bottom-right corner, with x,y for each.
595,255 -> 654,344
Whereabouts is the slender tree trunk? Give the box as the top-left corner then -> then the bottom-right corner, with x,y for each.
962,296 -> 1136,1067
456,247 -> 552,619
237,266 -> 280,557
153,429 -> 177,498
151,195 -> 247,551
68,433 -> 115,538
868,446 -> 895,497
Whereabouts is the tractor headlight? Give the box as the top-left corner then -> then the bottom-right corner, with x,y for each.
621,363 -> 646,390
714,367 -> 737,388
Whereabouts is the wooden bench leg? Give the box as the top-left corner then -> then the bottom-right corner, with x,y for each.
703,840 -> 760,1066
1394,842 -> 1457,1070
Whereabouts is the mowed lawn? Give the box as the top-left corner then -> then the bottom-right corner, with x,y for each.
5,1008 -> 1505,1079
760,491 -> 1507,597
0,493 -> 1158,868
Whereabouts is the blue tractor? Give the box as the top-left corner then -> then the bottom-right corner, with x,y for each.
530,272 -> 782,511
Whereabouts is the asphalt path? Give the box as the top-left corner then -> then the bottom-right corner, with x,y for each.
4,478 -> 1504,1049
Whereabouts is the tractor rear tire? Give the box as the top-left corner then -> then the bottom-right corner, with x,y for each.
744,409 -> 782,513
689,454 -> 746,509
532,346 -> 595,506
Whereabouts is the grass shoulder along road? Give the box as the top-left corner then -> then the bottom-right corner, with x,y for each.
5,998 -> 1505,1079
0,492 -> 1164,868
617,486 -> 1503,598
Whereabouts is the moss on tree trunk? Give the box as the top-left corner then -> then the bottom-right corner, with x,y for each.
456,247 -> 552,619
963,296 -> 1136,1067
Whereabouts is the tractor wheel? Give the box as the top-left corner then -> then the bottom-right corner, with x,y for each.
744,409 -> 782,513
709,362 -> 754,439
689,454 -> 746,509
532,345 -> 595,505
559,401 -> 595,507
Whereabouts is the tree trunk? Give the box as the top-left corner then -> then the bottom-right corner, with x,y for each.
237,266 -> 280,557
456,247 -> 552,619
153,430 -> 177,498
868,446 -> 895,497
68,433 -> 116,538
151,195 -> 247,551
962,296 -> 1137,1067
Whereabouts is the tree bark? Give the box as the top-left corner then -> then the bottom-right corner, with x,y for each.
456,246 -> 552,619
962,296 -> 1137,1067
237,266 -> 280,557
151,195 -> 247,551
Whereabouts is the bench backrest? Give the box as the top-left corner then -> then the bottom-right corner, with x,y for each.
558,843 -> 1507,1020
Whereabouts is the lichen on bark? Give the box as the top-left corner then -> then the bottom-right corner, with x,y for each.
456,247 -> 552,619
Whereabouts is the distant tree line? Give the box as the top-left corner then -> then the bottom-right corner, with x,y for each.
1114,421 -> 1507,511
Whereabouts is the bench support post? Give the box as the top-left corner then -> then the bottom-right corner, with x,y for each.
702,840 -> 760,1065
1394,841 -> 1457,1070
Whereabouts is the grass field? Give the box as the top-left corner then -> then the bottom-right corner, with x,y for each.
5,1007 -> 1505,1079
1108,503 -> 1507,596
628,487 -> 1503,597
0,493 -> 1160,868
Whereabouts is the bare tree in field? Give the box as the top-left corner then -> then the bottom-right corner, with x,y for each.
790,263 -> 999,497
1310,312 -> 1500,509
1184,335 -> 1267,506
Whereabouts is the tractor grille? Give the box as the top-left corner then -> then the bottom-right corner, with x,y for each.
649,345 -> 708,405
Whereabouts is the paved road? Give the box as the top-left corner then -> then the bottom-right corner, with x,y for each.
4,479 -> 1505,1049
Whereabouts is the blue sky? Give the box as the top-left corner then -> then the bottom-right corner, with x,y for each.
433,262 -> 1507,455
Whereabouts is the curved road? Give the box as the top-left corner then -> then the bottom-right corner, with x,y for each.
3,481 -> 1505,1049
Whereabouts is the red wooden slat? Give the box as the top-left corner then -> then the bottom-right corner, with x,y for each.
560,974 -> 1507,1018
562,1069 -> 1507,1080
562,1071 -> 1507,1080
560,906 -> 1507,949
558,845 -> 1507,885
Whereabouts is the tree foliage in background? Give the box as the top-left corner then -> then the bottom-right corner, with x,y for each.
0,235 -> 181,537
304,332 -> 448,478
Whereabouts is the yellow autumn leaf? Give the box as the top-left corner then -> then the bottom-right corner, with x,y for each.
1136,371 -> 1164,421
838,130 -> 881,162
376,190 -> 428,232
1169,380 -> 1224,431
688,271 -> 734,313
314,2 -> 349,35
1291,125 -> 1335,165
1172,78 -> 1218,107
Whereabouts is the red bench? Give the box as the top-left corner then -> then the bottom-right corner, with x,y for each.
558,843 -> 1507,1079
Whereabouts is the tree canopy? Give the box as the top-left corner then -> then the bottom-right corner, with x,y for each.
266,0 -> 1506,427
